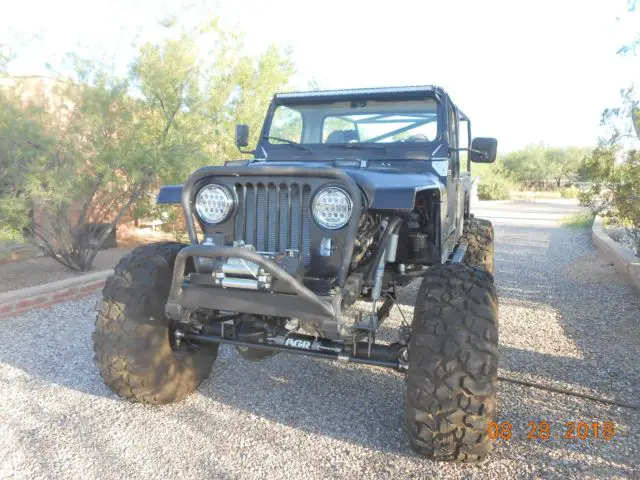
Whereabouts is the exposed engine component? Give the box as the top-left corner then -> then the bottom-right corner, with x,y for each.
351,214 -> 381,268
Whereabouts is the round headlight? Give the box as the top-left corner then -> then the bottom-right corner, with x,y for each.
195,185 -> 234,224
312,186 -> 353,230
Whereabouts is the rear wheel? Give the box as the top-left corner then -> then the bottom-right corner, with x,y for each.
461,217 -> 494,274
92,242 -> 218,405
405,264 -> 499,462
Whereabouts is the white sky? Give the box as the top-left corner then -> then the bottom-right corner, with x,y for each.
2,0 -> 638,151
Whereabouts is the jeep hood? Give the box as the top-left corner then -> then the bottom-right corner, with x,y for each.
157,160 -> 446,211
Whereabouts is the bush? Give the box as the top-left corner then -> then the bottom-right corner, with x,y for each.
580,147 -> 640,255
0,225 -> 24,244
560,212 -> 595,229
560,186 -> 580,199
477,176 -> 514,200
473,159 -> 518,200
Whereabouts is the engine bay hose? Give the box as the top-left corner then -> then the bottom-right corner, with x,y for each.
364,216 -> 403,285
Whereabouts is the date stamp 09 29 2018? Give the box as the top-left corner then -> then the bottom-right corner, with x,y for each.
488,421 -> 616,441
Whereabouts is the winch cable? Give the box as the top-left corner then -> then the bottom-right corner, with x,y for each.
368,261 -> 638,410
498,375 -> 640,410
383,295 -> 638,410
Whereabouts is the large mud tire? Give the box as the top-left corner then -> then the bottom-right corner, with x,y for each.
461,217 -> 494,274
92,242 -> 218,405
405,264 -> 499,462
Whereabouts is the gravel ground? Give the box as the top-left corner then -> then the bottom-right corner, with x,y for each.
0,248 -> 132,294
1,199 -> 639,479
604,224 -> 639,259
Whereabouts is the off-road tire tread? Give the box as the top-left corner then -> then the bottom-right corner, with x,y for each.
461,218 -> 494,273
405,263 -> 498,462
93,242 -> 218,405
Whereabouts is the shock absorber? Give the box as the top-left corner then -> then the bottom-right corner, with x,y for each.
371,226 -> 399,304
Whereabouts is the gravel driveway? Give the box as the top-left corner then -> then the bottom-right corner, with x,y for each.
1,199 -> 639,479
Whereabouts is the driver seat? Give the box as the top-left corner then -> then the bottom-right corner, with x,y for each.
326,130 -> 359,143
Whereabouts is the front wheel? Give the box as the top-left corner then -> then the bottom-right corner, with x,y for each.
92,242 -> 218,405
405,264 -> 499,462
461,217 -> 494,274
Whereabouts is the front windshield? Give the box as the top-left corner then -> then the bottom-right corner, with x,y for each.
267,98 -> 439,145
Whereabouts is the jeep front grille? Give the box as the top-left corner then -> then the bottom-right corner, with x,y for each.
234,182 -> 312,265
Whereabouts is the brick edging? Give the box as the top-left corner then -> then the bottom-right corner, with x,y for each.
592,216 -> 640,291
0,270 -> 113,319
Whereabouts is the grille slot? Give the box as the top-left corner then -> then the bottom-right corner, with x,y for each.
235,182 -> 312,265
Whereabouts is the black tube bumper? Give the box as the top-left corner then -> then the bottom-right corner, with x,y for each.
165,245 -> 339,334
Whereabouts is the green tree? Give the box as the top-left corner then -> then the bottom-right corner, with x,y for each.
502,144 -> 548,188
0,18 -> 294,271
564,146 -> 592,182
0,78 -> 54,243
543,147 -> 567,188
502,144 -> 591,189
579,91 -> 640,255
579,0 -> 640,254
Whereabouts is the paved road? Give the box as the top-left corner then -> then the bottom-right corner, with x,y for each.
1,200 -> 639,479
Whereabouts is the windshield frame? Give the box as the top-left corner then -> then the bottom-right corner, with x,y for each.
257,93 -> 445,160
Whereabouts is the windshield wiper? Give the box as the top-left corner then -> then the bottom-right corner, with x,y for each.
263,136 -> 312,153
327,143 -> 387,153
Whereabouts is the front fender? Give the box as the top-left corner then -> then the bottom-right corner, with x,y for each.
345,170 -> 445,210
157,185 -> 183,204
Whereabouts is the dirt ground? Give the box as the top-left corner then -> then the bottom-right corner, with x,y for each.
0,229 -> 179,294
0,248 -> 132,294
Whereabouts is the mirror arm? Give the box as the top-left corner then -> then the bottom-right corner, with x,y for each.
450,147 -> 488,159
238,147 -> 256,155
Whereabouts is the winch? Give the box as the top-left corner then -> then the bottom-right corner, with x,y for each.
196,242 -> 305,294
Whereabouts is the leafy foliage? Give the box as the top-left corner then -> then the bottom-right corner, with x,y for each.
579,2 -> 640,256
501,144 -> 591,189
560,212 -> 595,229
473,159 -> 517,200
471,143 -> 592,199
579,91 -> 640,256
560,186 -> 580,199
0,19 -> 293,271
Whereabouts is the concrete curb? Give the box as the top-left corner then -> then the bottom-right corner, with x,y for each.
0,269 -> 113,319
592,216 -> 640,291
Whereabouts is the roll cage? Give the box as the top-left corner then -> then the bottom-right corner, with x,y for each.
254,85 -> 474,168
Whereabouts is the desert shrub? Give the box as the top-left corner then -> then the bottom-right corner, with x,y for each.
560,212 -> 595,229
580,146 -> 640,255
477,176 -> 515,200
0,22 -> 293,272
473,158 -> 517,200
560,186 -> 580,199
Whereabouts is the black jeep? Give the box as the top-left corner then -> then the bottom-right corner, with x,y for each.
93,86 -> 498,462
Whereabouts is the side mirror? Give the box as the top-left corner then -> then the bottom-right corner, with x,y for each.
235,124 -> 250,148
470,137 -> 498,163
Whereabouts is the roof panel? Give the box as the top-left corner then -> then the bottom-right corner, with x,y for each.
274,85 -> 445,102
